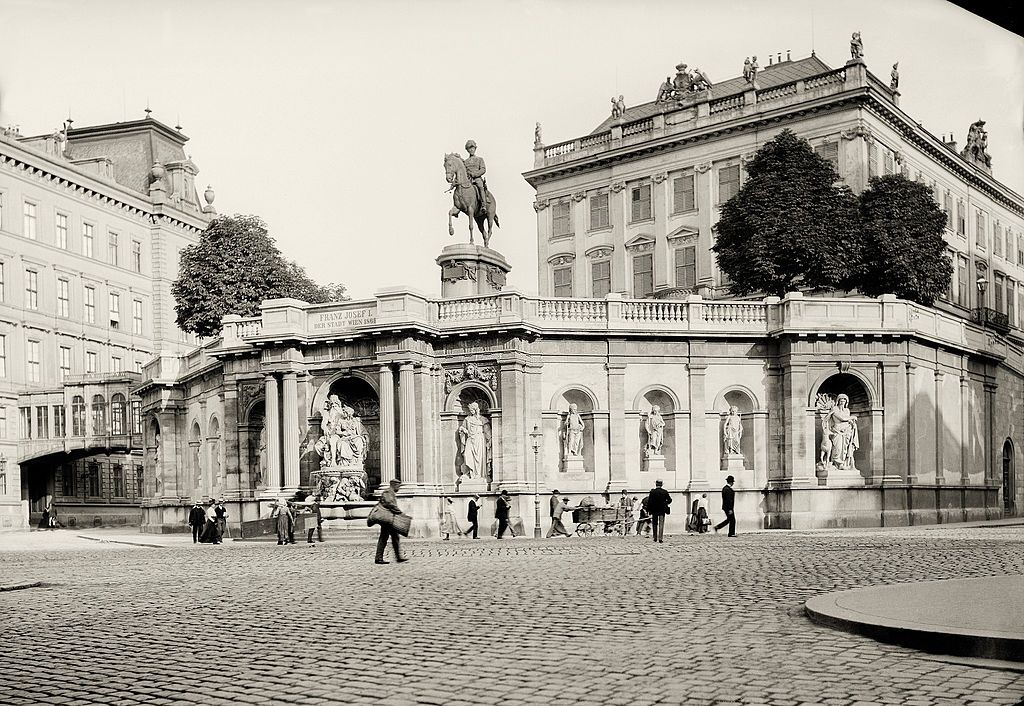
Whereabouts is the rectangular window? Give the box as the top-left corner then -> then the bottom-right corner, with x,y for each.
718,165 -> 740,203
1009,280 -> 1017,328
1018,232 -> 1023,266
109,292 -> 120,328
943,250 -> 954,302
131,240 -> 142,272
631,184 -> 652,221
53,404 -> 66,438
552,202 -> 571,237
108,232 -> 118,266
994,222 -> 1003,258
72,398 -> 85,437
57,278 -> 70,317
956,202 -> 966,236
673,174 -> 696,213
814,142 -> 839,171
552,266 -> 573,297
868,144 -> 878,178
23,201 -> 37,239
591,260 -> 611,298
674,246 -> 697,289
135,465 -> 144,498
83,223 -> 94,258
20,407 -> 32,439
943,192 -> 953,229
589,193 -> 609,230
0,406 -> 5,440
25,269 -> 38,310
0,192 -> 4,230
86,351 -> 98,374
0,260 -> 4,302
112,356 -> 122,373
0,335 -> 5,378
131,400 -> 142,435
59,345 -> 71,379
56,212 -> 68,249
26,339 -> 40,383
632,253 -> 654,298
87,463 -> 100,497
61,464 -> 75,497
995,273 -> 1005,313
112,464 -> 125,498
135,359 -> 143,374
976,211 -> 987,250
36,406 -> 48,439
84,285 -> 96,323
957,254 -> 969,307
133,300 -> 143,335
883,149 -> 894,175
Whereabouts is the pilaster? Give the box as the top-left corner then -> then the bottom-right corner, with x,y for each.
606,360 -> 627,489
687,360 -> 709,490
282,371 -> 300,493
497,361 -> 528,489
881,362 -> 909,482
378,364 -> 396,487
960,374 -> 970,485
264,374 -> 282,495
781,361 -> 813,485
398,363 -> 418,484
905,362 -> 920,484
933,370 -> 945,484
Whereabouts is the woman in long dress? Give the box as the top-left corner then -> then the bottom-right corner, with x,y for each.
438,497 -> 464,540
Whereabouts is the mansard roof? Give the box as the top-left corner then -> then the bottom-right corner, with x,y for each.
590,55 -> 833,134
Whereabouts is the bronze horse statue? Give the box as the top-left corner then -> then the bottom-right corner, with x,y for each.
444,153 -> 499,247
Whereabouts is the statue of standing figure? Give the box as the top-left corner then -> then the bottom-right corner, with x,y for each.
850,32 -> 864,61
316,395 -> 368,468
817,393 -> 859,471
562,403 -> 585,457
723,406 -> 743,456
644,405 -> 665,457
890,62 -> 899,91
961,120 -> 992,169
458,401 -> 491,479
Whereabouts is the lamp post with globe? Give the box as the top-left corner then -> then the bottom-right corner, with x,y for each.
529,425 -> 543,538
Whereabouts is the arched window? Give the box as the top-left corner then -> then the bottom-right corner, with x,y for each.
72,396 -> 86,436
91,394 -> 107,435
111,394 -> 126,435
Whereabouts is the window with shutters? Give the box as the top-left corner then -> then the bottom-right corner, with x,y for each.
674,246 -> 696,289
552,202 -> 571,237
672,174 -> 695,213
943,192 -> 953,229
552,265 -> 573,297
718,165 -> 740,203
813,142 -> 839,171
631,184 -> 652,221
882,148 -> 894,175
995,273 -> 1005,313
591,259 -> 611,298
589,193 -> 609,230
632,253 -> 653,298
976,211 -> 987,250
957,255 -> 969,307
868,144 -> 878,178
994,222 -> 1003,258
956,201 -> 966,236
1008,280 -> 1017,328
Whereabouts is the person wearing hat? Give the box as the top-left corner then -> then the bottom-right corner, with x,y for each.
494,489 -> 514,539
546,497 -> 573,538
646,480 -> 672,544
714,475 -> 737,537
467,493 -> 482,539
187,500 -> 205,544
548,489 -> 561,520
214,499 -> 228,542
375,479 -> 407,564
463,139 -> 488,209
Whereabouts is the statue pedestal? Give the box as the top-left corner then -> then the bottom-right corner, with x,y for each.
456,475 -> 488,493
721,454 -> 746,474
562,455 -> 586,473
643,454 -> 666,475
436,244 -> 511,298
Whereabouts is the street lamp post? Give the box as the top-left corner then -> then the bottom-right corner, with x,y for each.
976,274 -> 988,305
529,425 -> 543,539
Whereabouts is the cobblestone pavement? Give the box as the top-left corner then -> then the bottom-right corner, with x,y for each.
1,525 -> 1023,706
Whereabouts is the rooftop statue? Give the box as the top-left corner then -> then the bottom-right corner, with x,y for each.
890,62 -> 899,91
444,140 -> 500,247
961,120 -> 992,170
656,76 -> 675,103
850,31 -> 864,61
742,57 -> 753,83
534,122 -> 543,148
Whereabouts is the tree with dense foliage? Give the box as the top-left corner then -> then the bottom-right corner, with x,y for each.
855,175 -> 952,305
712,129 -> 862,297
173,215 -> 348,337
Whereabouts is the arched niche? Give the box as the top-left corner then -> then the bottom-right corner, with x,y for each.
189,420 -> 203,498
448,383 -> 494,483
1003,438 -> 1016,514
812,372 -> 874,481
549,386 -> 598,472
244,401 -> 266,490
635,387 -> 677,468
715,387 -> 758,463
308,374 -> 380,491
208,416 -> 223,497
147,416 -> 162,496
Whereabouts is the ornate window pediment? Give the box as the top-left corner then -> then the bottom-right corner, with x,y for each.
585,246 -> 613,260
666,225 -> 699,244
548,253 -> 575,266
624,234 -> 655,253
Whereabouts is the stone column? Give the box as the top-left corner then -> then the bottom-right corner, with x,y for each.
264,374 -> 281,494
933,370 -> 945,484
606,361 -> 628,490
398,363 -> 417,483
905,362 -> 920,484
282,372 -> 300,493
959,374 -> 970,484
687,361 -> 709,490
498,361 -> 529,489
222,384 -> 241,499
881,362 -> 909,482
378,364 -> 396,487
984,381 -> 997,485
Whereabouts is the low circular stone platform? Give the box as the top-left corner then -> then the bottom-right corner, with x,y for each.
436,244 -> 511,298
805,575 -> 1024,662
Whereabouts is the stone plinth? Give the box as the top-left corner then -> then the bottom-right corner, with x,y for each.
644,454 -> 666,475
456,476 -> 488,493
562,455 -> 586,473
436,244 -> 511,298
721,454 -> 746,473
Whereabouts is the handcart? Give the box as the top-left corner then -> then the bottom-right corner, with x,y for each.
571,505 -> 633,537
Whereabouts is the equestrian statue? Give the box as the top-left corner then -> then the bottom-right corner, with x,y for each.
444,139 -> 499,248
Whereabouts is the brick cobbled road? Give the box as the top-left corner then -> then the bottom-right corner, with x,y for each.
1,525 -> 1022,706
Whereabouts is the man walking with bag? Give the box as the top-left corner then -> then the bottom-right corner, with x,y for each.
714,475 -> 737,537
375,479 -> 408,564
646,480 -> 672,544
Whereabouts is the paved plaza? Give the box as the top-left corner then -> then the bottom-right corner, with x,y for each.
1,524 -> 1023,706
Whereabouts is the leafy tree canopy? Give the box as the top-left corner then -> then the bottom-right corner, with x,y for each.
173,215 -> 348,338
712,129 -> 862,297
856,174 -> 951,305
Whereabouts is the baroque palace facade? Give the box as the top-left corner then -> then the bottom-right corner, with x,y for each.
0,116 -> 212,529
135,42 -> 1022,535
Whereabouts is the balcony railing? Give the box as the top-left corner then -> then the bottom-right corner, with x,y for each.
972,307 -> 1010,334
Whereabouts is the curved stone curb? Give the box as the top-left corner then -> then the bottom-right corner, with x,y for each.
0,581 -> 42,592
76,534 -> 166,549
805,577 -> 1024,662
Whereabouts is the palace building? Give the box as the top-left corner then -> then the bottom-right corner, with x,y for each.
0,116 -> 214,529
133,42 -> 1021,536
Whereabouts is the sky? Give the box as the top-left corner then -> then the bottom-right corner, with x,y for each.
1,0 -> 1021,300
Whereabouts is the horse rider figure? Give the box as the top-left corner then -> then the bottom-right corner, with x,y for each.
464,139 -> 488,213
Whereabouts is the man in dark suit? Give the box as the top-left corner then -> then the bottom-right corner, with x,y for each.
714,475 -> 737,537
549,489 -> 561,520
467,494 -> 481,539
646,480 -> 672,544
495,489 -> 512,538
375,479 -> 407,564
187,501 -> 205,544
